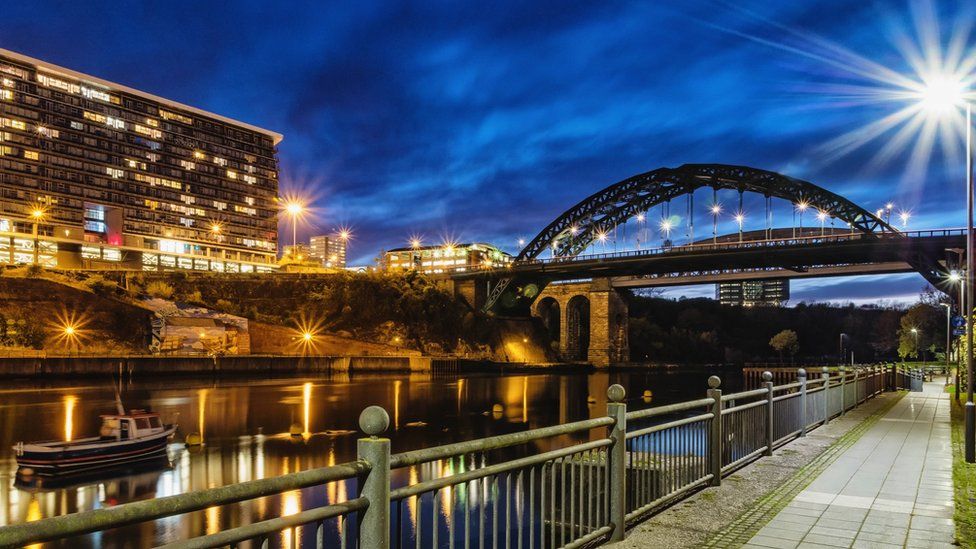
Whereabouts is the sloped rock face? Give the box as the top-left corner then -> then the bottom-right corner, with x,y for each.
0,277 -> 151,352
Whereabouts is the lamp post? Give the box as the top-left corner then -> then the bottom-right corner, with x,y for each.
796,201 -> 808,237
910,78 -> 973,463
285,202 -> 303,249
30,207 -> 45,265
911,327 -> 921,364
941,302 -> 952,377
711,204 -> 721,244
735,212 -> 745,243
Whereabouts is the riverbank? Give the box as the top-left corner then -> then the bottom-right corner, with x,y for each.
0,354 -> 465,377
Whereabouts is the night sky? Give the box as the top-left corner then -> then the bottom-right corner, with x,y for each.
2,1 -> 973,304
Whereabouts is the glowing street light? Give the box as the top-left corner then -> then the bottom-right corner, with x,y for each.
710,204 -> 722,244
29,205 -> 46,265
734,212 -> 745,242
658,218 -> 673,244
898,210 -> 911,229
302,331 -> 314,342
410,237 -> 422,249
283,201 -> 304,248
817,210 -> 828,236
794,201 -> 809,238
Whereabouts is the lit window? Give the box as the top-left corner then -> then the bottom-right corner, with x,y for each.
180,160 -> 195,170
242,174 -> 256,184
213,156 -> 227,167
106,116 -> 125,130
0,90 -> 11,101
134,124 -> 162,139
213,201 -> 227,211
193,150 -> 206,160
159,109 -> 193,124
23,150 -> 38,161
81,86 -> 113,103
226,170 -> 237,179
105,167 -> 124,179
37,73 -> 81,94
70,121 -> 84,131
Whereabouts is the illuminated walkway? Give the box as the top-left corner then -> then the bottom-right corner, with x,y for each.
744,380 -> 954,549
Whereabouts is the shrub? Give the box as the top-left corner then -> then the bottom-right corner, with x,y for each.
84,274 -> 117,294
145,281 -> 175,299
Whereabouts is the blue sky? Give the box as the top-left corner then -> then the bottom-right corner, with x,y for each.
2,0 -> 973,304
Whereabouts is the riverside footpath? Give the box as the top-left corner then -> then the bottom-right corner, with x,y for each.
612,378 -> 955,548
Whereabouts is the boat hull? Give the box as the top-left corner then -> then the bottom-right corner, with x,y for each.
15,428 -> 175,476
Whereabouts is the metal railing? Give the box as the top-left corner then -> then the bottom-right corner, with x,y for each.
1,366 -> 894,549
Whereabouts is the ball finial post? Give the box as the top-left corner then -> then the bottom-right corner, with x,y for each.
707,375 -> 721,389
359,405 -> 390,437
607,384 -> 626,403
797,368 -> 807,378
762,371 -> 773,382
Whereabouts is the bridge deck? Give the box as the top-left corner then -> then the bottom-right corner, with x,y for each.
745,380 -> 954,549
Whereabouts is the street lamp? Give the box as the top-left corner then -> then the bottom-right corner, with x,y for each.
734,212 -> 745,242
911,327 -> 920,362
30,206 -> 46,265
710,204 -> 721,244
912,75 -> 973,461
941,303 -> 952,376
817,210 -> 828,236
795,201 -> 809,238
899,210 -> 911,229
284,201 -> 304,248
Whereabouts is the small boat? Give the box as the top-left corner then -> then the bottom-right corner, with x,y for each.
13,409 -> 176,477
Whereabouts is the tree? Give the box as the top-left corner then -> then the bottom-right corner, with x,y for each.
897,303 -> 943,360
769,329 -> 799,364
145,281 -> 175,299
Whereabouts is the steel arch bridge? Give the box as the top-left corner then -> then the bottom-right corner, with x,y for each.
480,163 -> 949,314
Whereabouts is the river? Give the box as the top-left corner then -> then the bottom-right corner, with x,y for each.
0,367 -> 745,548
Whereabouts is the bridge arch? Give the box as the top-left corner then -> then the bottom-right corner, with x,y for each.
518,164 -> 895,261
535,296 -> 561,344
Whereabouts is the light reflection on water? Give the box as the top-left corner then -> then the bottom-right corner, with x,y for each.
0,368 -> 742,547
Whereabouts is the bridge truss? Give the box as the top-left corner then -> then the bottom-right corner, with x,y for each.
483,164 -> 950,314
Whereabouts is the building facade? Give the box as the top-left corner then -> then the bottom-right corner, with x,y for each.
309,234 -> 346,268
716,279 -> 790,307
0,49 -> 282,272
383,243 -> 512,274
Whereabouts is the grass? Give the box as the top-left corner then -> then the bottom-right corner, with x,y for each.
949,396 -> 976,548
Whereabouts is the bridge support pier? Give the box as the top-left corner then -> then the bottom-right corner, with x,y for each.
534,279 -> 628,367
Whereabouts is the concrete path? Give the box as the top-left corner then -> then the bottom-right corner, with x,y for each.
745,380 -> 954,549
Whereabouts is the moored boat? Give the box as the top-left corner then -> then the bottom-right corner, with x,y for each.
13,409 -> 176,476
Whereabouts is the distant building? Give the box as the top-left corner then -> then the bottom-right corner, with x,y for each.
383,243 -> 512,274
309,234 -> 346,268
716,279 -> 789,307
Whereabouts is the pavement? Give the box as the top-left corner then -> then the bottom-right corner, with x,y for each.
609,380 -> 956,549
742,379 -> 955,549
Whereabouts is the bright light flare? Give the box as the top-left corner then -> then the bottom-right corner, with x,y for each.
795,201 -> 809,212
409,235 -> 423,249
816,210 -> 829,222
293,315 -> 325,353
710,204 -> 722,215
949,270 -> 962,283
899,210 -> 911,227
50,309 -> 90,348
595,230 -> 609,243
734,212 -> 746,225
635,213 -> 645,222
336,226 -> 352,241
658,219 -> 673,234
285,202 -> 303,216
915,74 -> 966,116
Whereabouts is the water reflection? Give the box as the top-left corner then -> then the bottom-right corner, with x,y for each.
0,368 -> 742,547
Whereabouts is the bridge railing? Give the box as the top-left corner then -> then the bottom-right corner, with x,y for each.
2,366 -> 896,548
505,227 -> 967,268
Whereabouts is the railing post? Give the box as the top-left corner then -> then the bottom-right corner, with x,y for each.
357,406 -> 391,549
763,371 -> 774,456
707,376 -> 722,487
798,368 -> 808,437
839,365 -> 847,416
607,384 -> 627,542
822,367 -> 830,424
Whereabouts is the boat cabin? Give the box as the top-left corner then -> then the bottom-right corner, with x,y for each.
99,411 -> 166,441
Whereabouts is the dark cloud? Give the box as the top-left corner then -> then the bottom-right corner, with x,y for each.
0,0 -> 969,302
